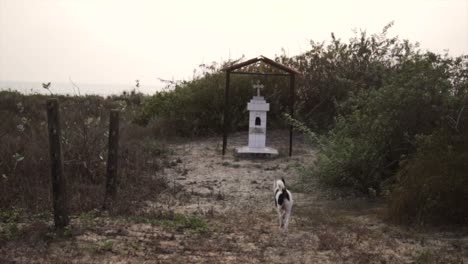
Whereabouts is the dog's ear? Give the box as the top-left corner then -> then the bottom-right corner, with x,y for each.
281,177 -> 286,186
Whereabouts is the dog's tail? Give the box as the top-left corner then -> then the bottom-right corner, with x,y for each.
276,179 -> 285,191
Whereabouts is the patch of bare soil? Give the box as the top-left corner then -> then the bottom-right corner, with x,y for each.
1,131 -> 467,263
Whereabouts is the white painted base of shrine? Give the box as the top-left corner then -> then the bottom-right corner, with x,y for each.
235,146 -> 278,155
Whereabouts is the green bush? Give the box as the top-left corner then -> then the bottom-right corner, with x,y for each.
137,71 -> 226,136
312,51 -> 458,193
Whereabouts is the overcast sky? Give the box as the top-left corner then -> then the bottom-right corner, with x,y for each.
1,0 -> 467,88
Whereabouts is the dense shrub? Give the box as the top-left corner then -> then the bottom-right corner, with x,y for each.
312,52 -> 461,192
136,70 -> 226,136
389,129 -> 468,225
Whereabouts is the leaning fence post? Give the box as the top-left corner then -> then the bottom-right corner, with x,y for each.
103,110 -> 120,210
46,99 -> 69,228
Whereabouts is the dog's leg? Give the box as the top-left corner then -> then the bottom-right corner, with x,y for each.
284,211 -> 290,232
277,209 -> 283,229
283,210 -> 290,232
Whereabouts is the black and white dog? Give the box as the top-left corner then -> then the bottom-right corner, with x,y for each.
274,178 -> 293,232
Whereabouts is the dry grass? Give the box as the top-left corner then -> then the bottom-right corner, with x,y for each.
0,91 -> 169,216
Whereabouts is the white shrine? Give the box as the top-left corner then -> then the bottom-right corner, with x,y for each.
236,81 -> 278,155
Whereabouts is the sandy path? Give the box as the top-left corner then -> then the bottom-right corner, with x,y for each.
153,131 -> 466,263
162,131 -> 312,216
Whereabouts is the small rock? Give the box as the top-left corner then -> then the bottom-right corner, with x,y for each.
104,229 -> 125,236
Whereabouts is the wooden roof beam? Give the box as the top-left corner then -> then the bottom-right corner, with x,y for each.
221,55 -> 301,75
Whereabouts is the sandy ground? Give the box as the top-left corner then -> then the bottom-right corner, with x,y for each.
1,131 -> 467,263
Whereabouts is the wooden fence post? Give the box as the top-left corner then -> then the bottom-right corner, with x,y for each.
222,71 -> 230,155
103,110 -> 120,210
46,99 -> 69,228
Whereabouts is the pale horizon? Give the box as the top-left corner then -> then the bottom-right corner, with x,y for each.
1,0 -> 467,94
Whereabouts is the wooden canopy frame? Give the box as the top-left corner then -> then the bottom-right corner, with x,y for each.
221,55 -> 301,156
